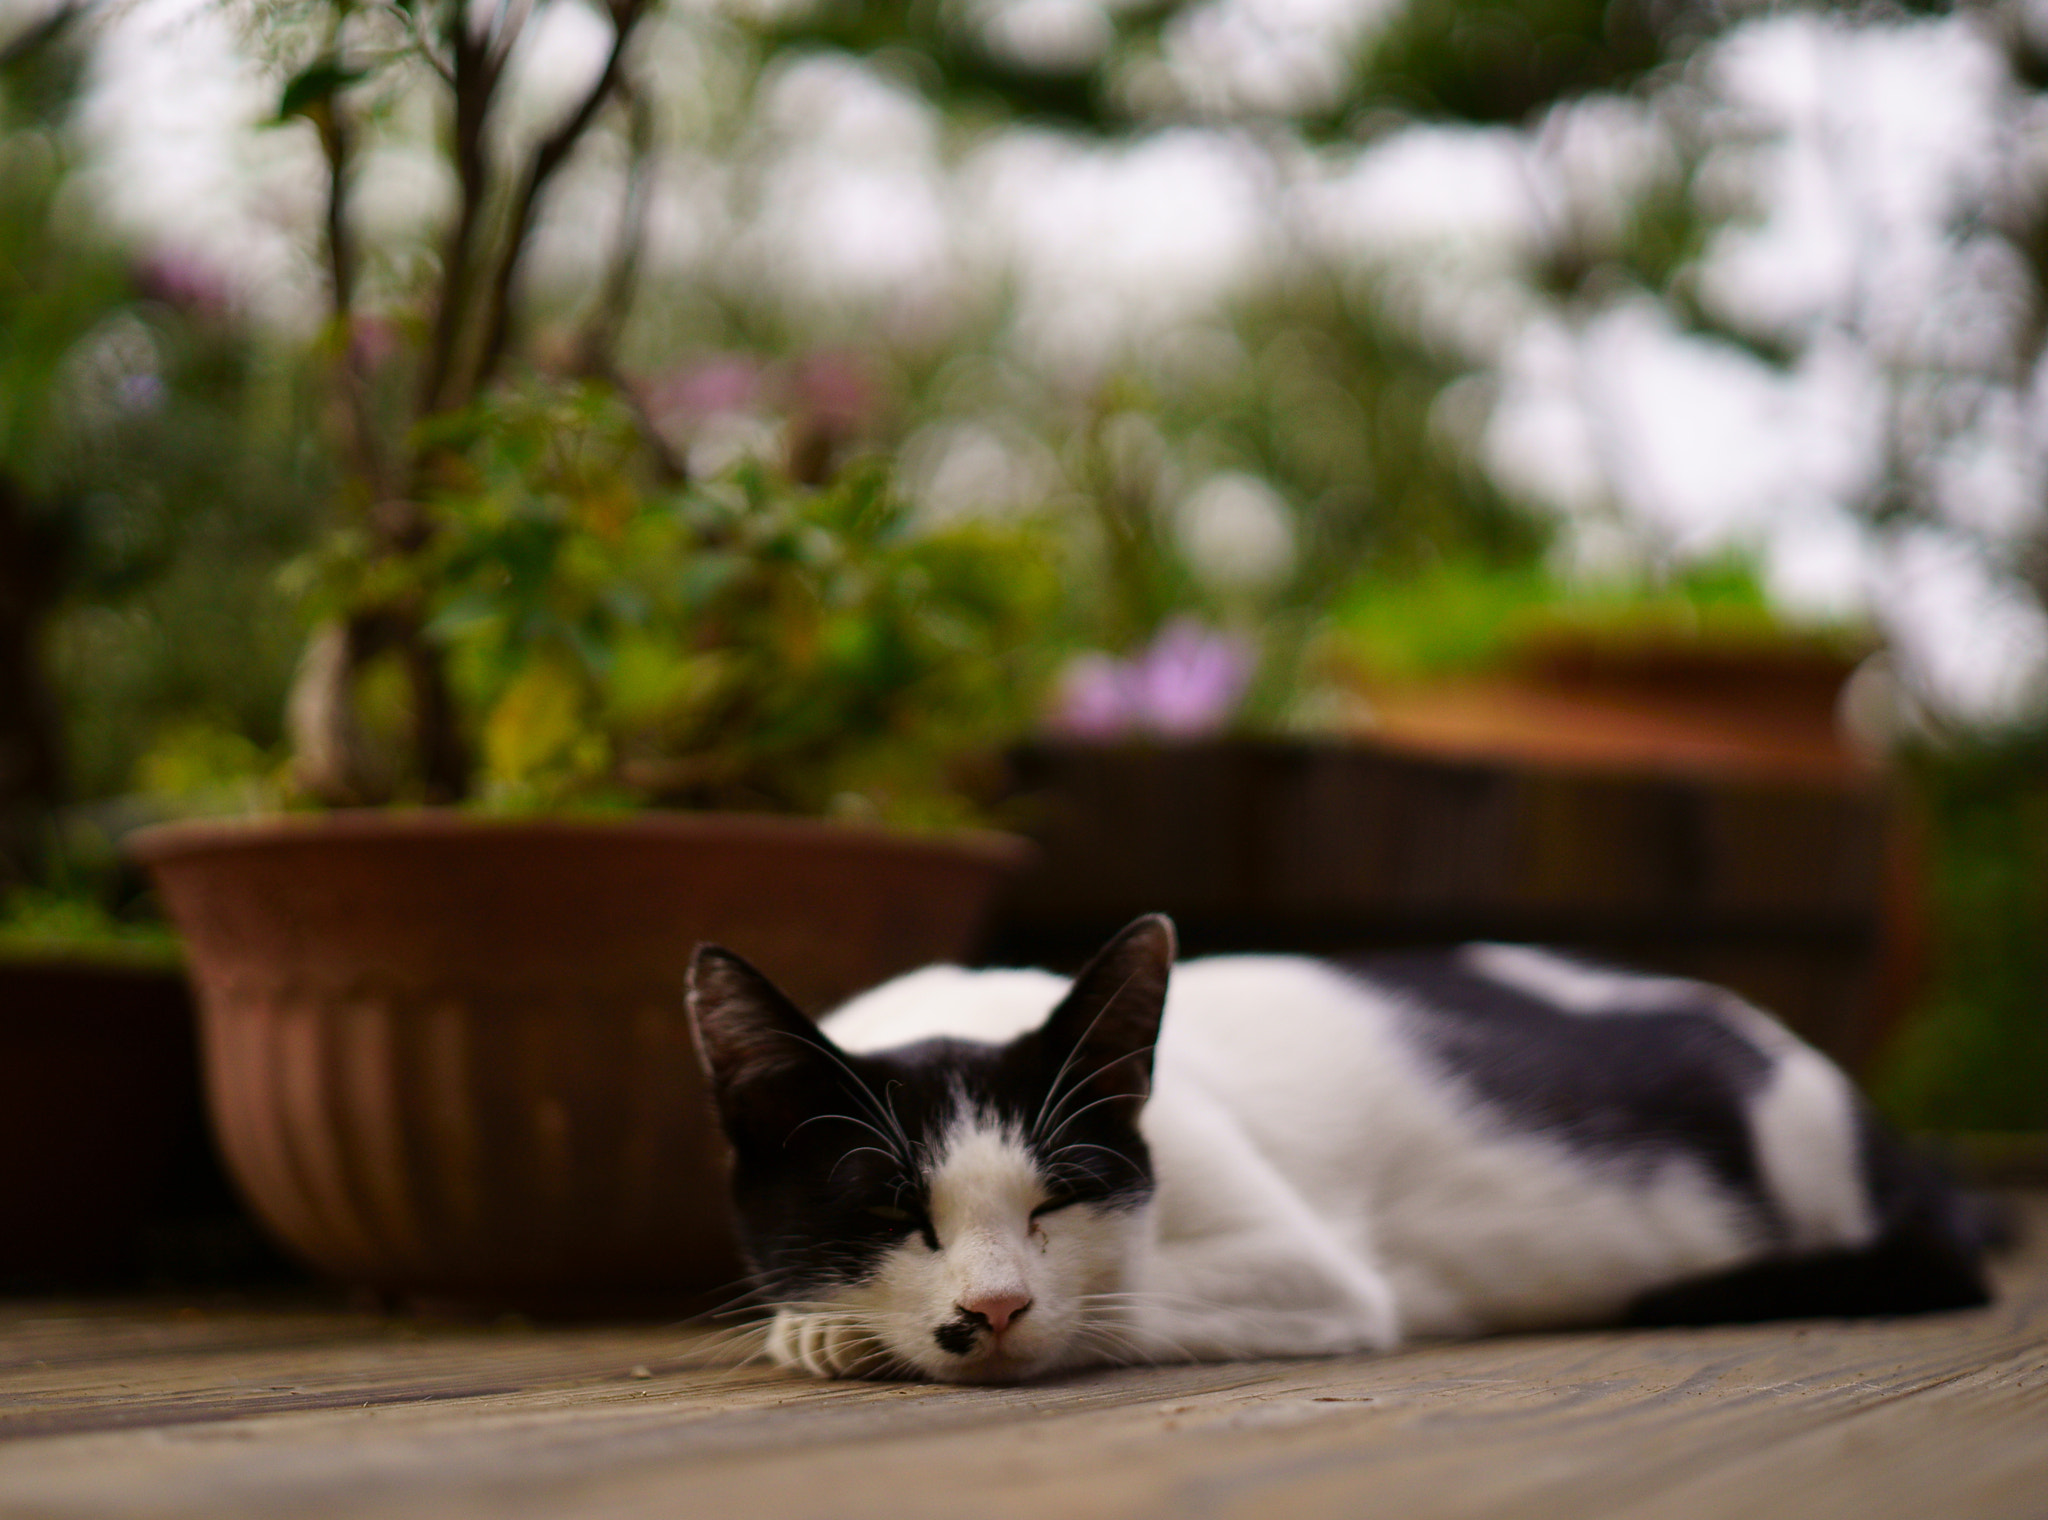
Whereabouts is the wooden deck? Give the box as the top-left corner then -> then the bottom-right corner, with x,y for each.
5,1196 -> 2044,1520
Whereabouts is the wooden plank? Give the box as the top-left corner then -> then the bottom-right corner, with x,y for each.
0,1197 -> 2039,1520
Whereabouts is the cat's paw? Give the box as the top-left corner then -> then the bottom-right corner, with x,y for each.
765,1310 -> 890,1379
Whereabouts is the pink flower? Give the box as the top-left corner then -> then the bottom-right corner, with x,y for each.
787,350 -> 877,430
134,250 -> 235,320
1051,654 -> 1139,739
1047,619 -> 1255,739
646,356 -> 763,423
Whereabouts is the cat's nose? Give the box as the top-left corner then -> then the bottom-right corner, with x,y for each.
959,1292 -> 1033,1335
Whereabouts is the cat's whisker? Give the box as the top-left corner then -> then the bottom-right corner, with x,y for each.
1072,1321 -> 1183,1368
687,1283 -> 771,1324
790,1110 -> 909,1163
1027,965 -> 1145,1142
1038,1080 -> 1153,1151
767,1028 -> 915,1164
1081,1294 -> 1220,1319
879,1078 -> 918,1174
826,1143 -> 910,1185
680,1321 -> 777,1367
1045,1142 -> 1132,1174
1030,1039 -> 1159,1155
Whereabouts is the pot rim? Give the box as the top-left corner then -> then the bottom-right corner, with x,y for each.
126,807 -> 1033,870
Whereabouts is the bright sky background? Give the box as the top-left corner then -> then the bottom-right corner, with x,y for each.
20,0 -> 2048,726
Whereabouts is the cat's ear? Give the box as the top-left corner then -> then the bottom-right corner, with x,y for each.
688,945 -> 845,1150
1036,914 -> 1176,1107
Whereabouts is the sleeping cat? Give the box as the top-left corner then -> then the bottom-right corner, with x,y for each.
686,915 -> 1992,1383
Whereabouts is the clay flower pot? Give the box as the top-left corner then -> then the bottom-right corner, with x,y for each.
131,810 -> 1028,1313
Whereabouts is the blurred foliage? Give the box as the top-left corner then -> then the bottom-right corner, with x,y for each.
0,10 -> 322,899
1324,551 -> 1785,682
1875,731 -> 2048,1133
298,380 -> 1060,820
0,12 -> 126,506
0,885 -> 181,964
1022,272 -> 1549,722
743,0 -> 1185,132
1352,0 -> 1682,127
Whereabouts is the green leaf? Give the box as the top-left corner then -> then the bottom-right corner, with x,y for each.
483,654 -> 586,787
276,58 -> 368,124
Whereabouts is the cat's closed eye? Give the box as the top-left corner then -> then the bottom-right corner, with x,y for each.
863,1200 -> 941,1250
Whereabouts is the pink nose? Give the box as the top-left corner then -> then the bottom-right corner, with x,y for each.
960,1292 -> 1033,1336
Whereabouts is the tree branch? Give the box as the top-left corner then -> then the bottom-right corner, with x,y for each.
471,0 -> 648,398
317,75 -> 397,502
367,0 -> 454,84
574,74 -> 652,366
572,77 -> 688,484
416,4 -> 504,425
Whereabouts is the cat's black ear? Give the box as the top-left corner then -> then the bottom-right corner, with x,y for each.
687,945 -> 845,1151
1037,914 -> 1176,1107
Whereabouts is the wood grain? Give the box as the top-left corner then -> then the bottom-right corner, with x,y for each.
0,1197 -> 2041,1520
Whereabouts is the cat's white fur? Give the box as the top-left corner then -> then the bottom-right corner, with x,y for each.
770,948 -> 1878,1382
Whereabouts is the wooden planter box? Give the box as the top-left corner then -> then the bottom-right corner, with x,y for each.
987,738 -> 1909,1074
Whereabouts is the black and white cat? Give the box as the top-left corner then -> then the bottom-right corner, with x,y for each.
687,915 -> 1992,1383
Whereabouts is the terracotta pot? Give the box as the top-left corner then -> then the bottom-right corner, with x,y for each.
131,810 -> 1029,1312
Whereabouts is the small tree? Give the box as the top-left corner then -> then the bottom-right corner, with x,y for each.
266,0 -> 659,804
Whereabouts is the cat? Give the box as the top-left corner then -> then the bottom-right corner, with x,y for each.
686,914 -> 1994,1384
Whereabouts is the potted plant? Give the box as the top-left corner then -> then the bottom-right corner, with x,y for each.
126,1 -> 1054,1312
993,557 -> 1909,1078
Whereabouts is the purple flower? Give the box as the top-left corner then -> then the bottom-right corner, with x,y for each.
1047,619 -> 1256,738
788,350 -> 877,430
1131,619 -> 1256,735
646,356 -> 763,423
134,250 -> 235,319
1050,654 -> 1140,738
348,316 -> 401,373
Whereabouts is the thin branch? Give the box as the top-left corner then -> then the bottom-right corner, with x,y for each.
471,0 -> 649,398
367,0 -> 454,84
576,73 -> 653,367
572,76 -> 688,484
316,52 -> 394,502
415,6 -> 498,424
482,0 -> 538,77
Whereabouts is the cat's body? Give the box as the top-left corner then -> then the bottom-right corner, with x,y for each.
687,918 -> 1991,1384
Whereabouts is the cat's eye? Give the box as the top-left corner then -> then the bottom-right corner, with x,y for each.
864,1203 -> 914,1224
1030,1196 -> 1080,1219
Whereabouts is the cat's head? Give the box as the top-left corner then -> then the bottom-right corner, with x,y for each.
687,915 -> 1175,1383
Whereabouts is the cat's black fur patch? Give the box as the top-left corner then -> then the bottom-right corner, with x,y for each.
1353,950 -> 1775,1208
934,1309 -> 990,1355
1360,948 -> 1998,1323
1624,1109 -> 1993,1324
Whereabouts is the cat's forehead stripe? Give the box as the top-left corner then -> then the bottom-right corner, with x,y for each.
927,1112 -> 1045,1229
